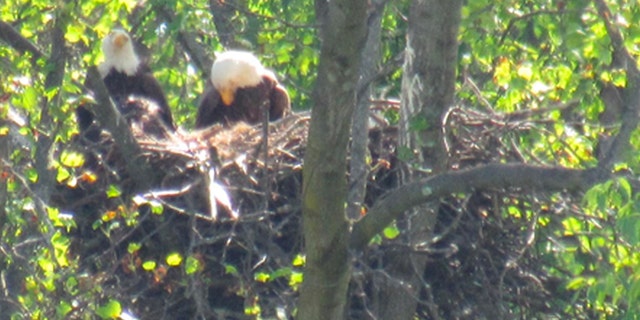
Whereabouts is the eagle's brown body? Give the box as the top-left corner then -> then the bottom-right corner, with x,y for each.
195,51 -> 290,128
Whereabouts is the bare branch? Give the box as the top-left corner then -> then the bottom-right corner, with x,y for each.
0,20 -> 44,60
350,163 -> 598,250
498,9 -> 564,46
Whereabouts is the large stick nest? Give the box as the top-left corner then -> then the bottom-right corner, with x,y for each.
53,104 -> 575,319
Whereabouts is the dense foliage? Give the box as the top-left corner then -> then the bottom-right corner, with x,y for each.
2,0 -> 640,318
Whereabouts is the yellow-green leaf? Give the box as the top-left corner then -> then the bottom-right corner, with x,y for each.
166,252 -> 183,267
96,299 -> 122,319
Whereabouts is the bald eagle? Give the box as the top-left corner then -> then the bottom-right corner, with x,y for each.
195,50 -> 290,128
95,29 -> 175,131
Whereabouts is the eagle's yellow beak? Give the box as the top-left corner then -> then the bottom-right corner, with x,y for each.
113,33 -> 129,49
219,88 -> 235,106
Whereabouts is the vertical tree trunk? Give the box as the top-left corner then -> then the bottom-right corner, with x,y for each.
375,1 -> 463,319
297,1 -> 368,319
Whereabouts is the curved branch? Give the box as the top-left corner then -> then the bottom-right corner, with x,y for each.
350,163 -> 598,250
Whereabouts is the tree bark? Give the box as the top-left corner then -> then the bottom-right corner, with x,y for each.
34,14 -> 67,204
208,0 -> 242,49
348,0 -> 386,220
297,0 -> 368,319
374,0 -> 463,319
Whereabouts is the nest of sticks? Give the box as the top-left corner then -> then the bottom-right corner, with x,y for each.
52,104 -> 575,319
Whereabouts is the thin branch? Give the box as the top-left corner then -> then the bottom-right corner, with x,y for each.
498,9 -> 564,46
220,1 -> 317,30
0,20 -> 44,59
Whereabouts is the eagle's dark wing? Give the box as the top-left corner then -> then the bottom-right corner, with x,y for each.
195,82 -> 224,129
137,68 -> 176,130
269,83 -> 291,121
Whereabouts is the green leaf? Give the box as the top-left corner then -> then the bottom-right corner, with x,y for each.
225,264 -> 239,276
166,252 -> 183,267
96,299 -> 122,319
60,150 -> 85,168
142,260 -> 156,271
289,271 -> 303,288
26,168 -> 38,183
56,166 -> 71,183
92,219 -> 103,230
127,243 -> 141,254
57,301 -> 73,318
37,256 -> 55,273
185,256 -> 200,275
617,214 -> 640,246
292,254 -> 305,267
65,276 -> 78,295
105,185 -> 121,198
21,87 -> 38,111
65,24 -> 84,43
383,224 -> 400,239
271,267 -> 292,280
254,272 -> 270,283
149,200 -> 164,215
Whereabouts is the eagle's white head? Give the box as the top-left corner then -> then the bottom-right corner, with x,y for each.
210,50 -> 267,106
98,29 -> 140,77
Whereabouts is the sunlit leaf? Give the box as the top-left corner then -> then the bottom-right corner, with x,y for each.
60,150 -> 85,168
127,243 -> 141,254
56,300 -> 73,318
383,224 -> 400,240
254,272 -> 270,283
292,254 -> 305,267
289,271 -> 303,288
96,299 -> 122,319
26,168 -> 38,183
56,167 -> 71,183
142,260 -> 156,271
166,252 -> 183,267
106,185 -> 121,198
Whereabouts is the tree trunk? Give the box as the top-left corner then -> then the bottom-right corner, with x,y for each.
297,1 -> 368,319
375,1 -> 462,319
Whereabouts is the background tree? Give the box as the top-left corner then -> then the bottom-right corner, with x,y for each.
2,0 -> 640,319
